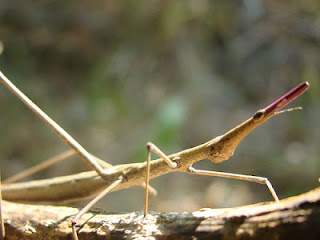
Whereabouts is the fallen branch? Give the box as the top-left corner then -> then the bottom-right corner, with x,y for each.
2,187 -> 320,240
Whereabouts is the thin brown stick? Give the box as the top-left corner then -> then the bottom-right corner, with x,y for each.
144,144 -> 151,218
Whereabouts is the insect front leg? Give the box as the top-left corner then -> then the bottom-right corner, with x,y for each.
187,164 -> 279,201
0,71 -> 111,180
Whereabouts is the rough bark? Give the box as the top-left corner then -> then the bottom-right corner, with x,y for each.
2,187 -> 320,240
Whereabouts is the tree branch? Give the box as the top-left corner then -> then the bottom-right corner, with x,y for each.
3,187 -> 320,240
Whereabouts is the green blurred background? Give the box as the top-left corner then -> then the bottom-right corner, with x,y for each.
0,0 -> 319,212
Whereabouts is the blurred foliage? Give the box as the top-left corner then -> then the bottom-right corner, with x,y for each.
0,0 -> 319,212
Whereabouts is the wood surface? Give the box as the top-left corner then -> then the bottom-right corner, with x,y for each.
2,186 -> 320,240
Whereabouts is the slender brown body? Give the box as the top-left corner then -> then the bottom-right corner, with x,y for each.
0,72 -> 309,204
0,70 -> 310,240
0,113 -> 285,203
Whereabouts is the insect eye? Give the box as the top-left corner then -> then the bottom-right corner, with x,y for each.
253,110 -> 264,121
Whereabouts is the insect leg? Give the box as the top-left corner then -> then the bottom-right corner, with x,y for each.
187,165 -> 279,201
144,142 -> 178,218
71,177 -> 123,240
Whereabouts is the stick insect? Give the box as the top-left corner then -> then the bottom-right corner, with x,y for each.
0,70 -> 309,240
